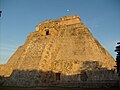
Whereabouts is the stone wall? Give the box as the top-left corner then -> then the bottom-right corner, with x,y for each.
2,69 -> 118,87
0,15 -> 118,87
59,18 -> 80,26
36,15 -> 80,32
0,64 -> 12,77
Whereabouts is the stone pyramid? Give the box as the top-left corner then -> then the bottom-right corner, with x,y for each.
0,15 -> 116,77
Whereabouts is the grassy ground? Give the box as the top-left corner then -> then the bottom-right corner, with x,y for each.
0,86 -> 119,90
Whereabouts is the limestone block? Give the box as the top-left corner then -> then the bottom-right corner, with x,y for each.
60,18 -> 80,26
36,26 -> 39,31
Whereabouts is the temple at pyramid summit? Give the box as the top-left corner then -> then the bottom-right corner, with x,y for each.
0,15 -> 118,87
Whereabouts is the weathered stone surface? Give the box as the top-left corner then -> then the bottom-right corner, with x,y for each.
0,15 -> 118,87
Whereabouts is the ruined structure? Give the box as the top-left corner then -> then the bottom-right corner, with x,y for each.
0,15 -> 118,87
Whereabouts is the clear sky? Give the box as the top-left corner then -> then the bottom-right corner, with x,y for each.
0,0 -> 120,64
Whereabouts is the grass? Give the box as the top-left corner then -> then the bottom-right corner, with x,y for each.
0,86 -> 119,90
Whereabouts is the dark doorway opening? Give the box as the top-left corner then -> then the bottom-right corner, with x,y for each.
80,72 -> 88,81
56,73 -> 60,80
46,31 -> 49,35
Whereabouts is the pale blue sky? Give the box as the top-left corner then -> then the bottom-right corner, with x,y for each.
0,0 -> 120,64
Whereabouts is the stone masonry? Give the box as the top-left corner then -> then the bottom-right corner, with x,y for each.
0,15 -> 118,87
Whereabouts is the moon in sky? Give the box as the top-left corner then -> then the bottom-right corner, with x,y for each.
67,9 -> 70,12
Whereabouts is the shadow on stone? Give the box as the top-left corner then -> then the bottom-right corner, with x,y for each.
0,61 -> 119,88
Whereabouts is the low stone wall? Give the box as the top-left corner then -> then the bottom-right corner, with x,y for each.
1,69 -> 119,88
49,80 -> 119,88
2,78 -> 119,88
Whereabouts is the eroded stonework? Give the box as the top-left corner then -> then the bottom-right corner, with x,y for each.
0,15 -> 118,87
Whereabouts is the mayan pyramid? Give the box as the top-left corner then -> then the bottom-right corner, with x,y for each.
0,16 -> 117,83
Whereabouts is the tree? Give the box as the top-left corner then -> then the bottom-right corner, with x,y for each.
115,42 -> 120,76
